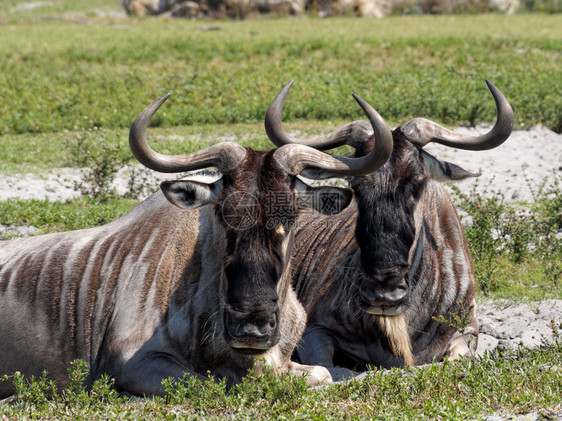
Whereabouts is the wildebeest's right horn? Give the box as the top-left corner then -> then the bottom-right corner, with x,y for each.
397,80 -> 514,151
129,94 -> 247,174
267,82 -> 393,177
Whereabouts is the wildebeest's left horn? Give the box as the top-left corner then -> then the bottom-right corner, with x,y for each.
129,94 -> 247,174
265,80 -> 373,150
267,82 -> 393,177
397,80 -> 514,151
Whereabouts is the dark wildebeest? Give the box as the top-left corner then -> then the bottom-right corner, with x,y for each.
265,80 -> 513,373
0,89 -> 393,397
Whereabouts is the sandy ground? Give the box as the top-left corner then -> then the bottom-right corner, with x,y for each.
423,125 -> 562,202
0,126 -> 560,203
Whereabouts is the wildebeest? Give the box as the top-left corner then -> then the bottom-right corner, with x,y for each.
266,80 -> 514,372
0,89 -> 393,397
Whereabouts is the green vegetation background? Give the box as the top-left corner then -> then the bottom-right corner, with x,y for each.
0,6 -> 560,138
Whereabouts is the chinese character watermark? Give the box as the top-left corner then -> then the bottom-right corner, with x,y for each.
220,190 -> 346,231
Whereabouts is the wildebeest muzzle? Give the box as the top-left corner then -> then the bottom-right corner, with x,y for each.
224,306 -> 280,353
359,268 -> 410,316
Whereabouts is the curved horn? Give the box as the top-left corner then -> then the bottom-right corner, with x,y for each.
129,94 -> 247,174
272,93 -> 393,177
397,80 -> 514,151
265,80 -> 373,150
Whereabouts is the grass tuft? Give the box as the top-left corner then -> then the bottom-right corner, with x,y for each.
1,335 -> 560,419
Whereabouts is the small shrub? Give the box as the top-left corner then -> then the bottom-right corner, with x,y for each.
12,370 -> 58,409
528,174 -> 562,235
432,303 -> 475,332
452,175 -> 562,294
124,165 -> 159,200
67,133 -> 128,201
433,302 -> 477,356
63,359 -> 89,405
3,360 -> 124,418
528,175 -> 562,285
452,180 -> 505,295
499,207 -> 534,263
66,132 -> 159,202
521,0 -> 562,13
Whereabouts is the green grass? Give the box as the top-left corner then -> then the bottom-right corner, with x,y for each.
0,121 -> 358,173
0,198 -> 137,238
478,256 -> 562,301
1,338 -> 561,420
0,14 -> 560,136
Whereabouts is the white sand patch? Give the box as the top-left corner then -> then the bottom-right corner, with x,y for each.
425,125 -> 561,202
9,1 -> 53,13
1,127 -> 559,203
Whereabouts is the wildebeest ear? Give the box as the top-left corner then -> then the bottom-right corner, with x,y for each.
421,150 -> 481,182
295,178 -> 352,215
161,179 -> 223,209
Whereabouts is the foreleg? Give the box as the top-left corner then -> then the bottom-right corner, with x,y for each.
446,313 -> 479,359
293,326 -> 356,383
284,361 -> 332,386
114,353 -> 207,396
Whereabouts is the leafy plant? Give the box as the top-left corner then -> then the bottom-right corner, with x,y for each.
67,133 -> 128,201
528,175 -> 562,285
432,302 -> 477,357
452,174 -> 562,295
452,180 -> 505,294
123,166 -> 159,200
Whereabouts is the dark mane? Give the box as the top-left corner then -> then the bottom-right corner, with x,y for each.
351,134 -> 428,276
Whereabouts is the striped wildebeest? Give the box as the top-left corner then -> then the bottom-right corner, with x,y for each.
266,80 -> 514,372
0,88 -> 393,397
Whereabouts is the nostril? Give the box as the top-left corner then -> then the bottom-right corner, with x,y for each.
229,323 -> 270,340
381,287 -> 407,305
267,313 -> 277,330
361,279 -> 408,307
225,311 -> 278,341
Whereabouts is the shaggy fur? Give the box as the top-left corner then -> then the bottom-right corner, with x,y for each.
0,149 -> 337,397
292,132 -> 478,371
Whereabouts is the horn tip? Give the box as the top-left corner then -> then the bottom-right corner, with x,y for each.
485,79 -> 498,94
275,80 -> 294,101
152,93 -> 171,107
351,93 -> 366,107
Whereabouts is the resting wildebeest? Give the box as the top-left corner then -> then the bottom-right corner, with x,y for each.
0,89 -> 393,397
266,80 -> 514,373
